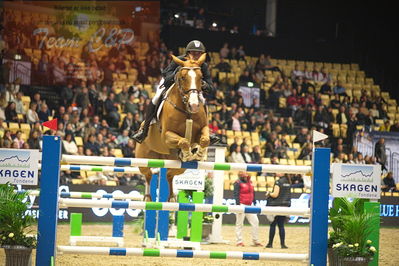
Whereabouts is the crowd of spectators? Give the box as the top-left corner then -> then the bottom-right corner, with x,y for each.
1,7 -> 398,190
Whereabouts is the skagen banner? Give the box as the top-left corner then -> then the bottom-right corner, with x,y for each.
0,149 -> 40,185
332,163 -> 381,199
20,185 -> 399,226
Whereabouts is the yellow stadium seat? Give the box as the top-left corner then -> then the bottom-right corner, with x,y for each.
114,149 -> 123,158
296,159 -> 304,165
262,158 -> 271,164
279,158 -> 288,165
74,136 -> 83,146
8,122 -> 19,133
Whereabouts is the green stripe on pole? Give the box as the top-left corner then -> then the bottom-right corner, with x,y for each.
213,163 -> 231,171
177,191 -> 189,239
70,213 -> 82,236
81,193 -> 92,199
364,201 -> 380,266
145,202 -> 163,210
91,167 -> 103,171
190,192 -> 204,242
210,251 -> 227,259
211,205 -> 229,213
143,248 -> 160,257
148,160 -> 165,168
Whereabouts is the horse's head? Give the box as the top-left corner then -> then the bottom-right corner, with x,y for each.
171,53 -> 206,114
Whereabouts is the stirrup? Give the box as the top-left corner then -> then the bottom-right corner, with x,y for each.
209,134 -> 221,145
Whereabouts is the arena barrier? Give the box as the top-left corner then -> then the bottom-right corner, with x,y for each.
36,136 -> 331,266
24,190 -> 144,201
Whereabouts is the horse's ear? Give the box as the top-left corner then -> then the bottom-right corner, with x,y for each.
171,55 -> 185,66
197,53 -> 207,65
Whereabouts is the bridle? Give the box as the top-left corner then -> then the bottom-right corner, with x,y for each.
168,66 -> 202,116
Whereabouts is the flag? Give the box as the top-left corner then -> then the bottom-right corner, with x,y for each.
42,118 -> 58,131
313,130 -> 328,143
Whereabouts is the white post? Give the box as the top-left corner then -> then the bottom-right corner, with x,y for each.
209,146 -> 227,243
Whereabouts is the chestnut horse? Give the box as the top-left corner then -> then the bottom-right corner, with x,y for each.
135,53 -> 210,201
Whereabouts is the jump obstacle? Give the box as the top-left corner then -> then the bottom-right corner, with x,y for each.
36,136 -> 330,265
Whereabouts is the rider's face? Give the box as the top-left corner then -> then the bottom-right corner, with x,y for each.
189,51 -> 202,60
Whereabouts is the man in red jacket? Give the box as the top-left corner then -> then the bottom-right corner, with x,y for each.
233,171 -> 262,247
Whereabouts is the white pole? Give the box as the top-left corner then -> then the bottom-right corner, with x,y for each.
209,146 -> 227,243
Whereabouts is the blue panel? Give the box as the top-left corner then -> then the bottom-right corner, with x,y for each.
177,250 -> 194,258
246,164 -> 262,172
179,203 -> 196,211
309,148 -> 330,266
36,136 -> 62,266
114,167 -> 125,172
243,252 -> 260,260
103,194 -> 113,199
110,248 -> 127,256
157,168 -> 170,241
112,215 -> 124,237
181,161 -> 198,169
244,207 -> 261,213
60,192 -> 70,198
114,158 -> 131,166
111,201 -> 129,209
145,173 -> 158,238
70,166 -> 80,171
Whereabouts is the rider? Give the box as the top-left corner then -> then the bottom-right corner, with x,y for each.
132,40 -> 219,144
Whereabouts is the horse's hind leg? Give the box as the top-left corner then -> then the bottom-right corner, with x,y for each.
164,131 -> 192,161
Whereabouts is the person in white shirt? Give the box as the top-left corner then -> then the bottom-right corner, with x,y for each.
231,112 -> 241,131
62,133 -> 78,155
13,92 -> 26,116
290,64 -> 304,81
26,102 -> 39,124
231,146 -> 246,163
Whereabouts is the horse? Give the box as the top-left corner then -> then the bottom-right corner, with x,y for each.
135,53 -> 210,201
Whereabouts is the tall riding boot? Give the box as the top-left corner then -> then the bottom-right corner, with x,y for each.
132,102 -> 157,143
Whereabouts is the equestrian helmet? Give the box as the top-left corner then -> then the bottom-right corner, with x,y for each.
185,40 -> 206,53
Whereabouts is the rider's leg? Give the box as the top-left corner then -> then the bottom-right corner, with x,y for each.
132,78 -> 165,143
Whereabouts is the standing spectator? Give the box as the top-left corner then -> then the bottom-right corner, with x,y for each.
230,112 -> 242,131
265,174 -> 292,249
374,138 -> 387,173
233,171 -> 262,247
219,43 -> 229,58
381,172 -> 398,192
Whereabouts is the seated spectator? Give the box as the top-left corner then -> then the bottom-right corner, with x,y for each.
336,105 -> 349,124
5,101 -> 19,122
62,133 -> 78,155
26,102 -> 40,124
380,120 -> 391,132
251,145 -> 262,164
390,120 -> 399,132
1,130 -> 13,148
122,139 -> 135,157
104,92 -> 120,128
215,58 -> 231,72
13,130 -> 25,149
291,174 -> 304,188
354,153 -> 365,164
84,134 -> 101,155
294,127 -> 309,146
320,80 -> 333,95
38,103 -> 51,122
381,172 -> 398,192
241,145 -> 253,163
230,145 -> 245,163
332,80 -> 347,96
291,64 -> 304,81
14,92 -> 26,117
116,129 -> 130,146
237,45 -> 246,60
27,130 -> 41,150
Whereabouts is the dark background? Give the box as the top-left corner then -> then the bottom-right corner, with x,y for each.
160,0 -> 399,101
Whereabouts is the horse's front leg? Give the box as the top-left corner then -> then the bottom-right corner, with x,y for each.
192,126 -> 210,161
164,131 -> 192,161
